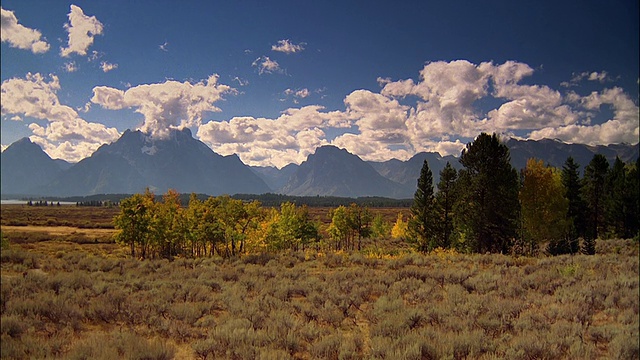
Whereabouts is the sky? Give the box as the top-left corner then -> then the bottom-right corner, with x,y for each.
1,0 -> 638,168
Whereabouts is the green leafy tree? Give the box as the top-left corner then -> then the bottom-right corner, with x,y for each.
347,203 -> 373,250
455,133 -> 520,254
408,160 -> 437,252
327,205 -> 351,251
435,162 -> 457,249
371,214 -> 391,240
519,159 -> 570,255
114,190 -> 155,258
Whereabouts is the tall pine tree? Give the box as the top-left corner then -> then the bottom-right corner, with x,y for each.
605,157 -> 626,238
455,133 -> 520,254
560,156 -> 585,253
409,160 -> 436,252
582,154 -> 609,242
435,162 -> 457,249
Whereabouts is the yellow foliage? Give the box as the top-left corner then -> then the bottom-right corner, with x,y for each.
391,213 -> 408,239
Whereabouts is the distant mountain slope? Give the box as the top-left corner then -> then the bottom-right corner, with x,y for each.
251,163 -> 298,192
280,146 -> 411,198
369,152 -> 462,190
505,138 -> 639,171
0,138 -> 66,195
39,128 -> 271,197
2,135 -> 637,198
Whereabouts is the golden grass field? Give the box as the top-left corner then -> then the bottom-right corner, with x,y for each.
1,204 -> 638,359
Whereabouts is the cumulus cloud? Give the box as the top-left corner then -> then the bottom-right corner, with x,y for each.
92,75 -> 235,138
271,39 -> 305,54
196,60 -> 637,168
529,87 -> 639,145
252,56 -> 281,75
1,73 -> 120,161
100,61 -> 118,72
60,5 -> 104,57
198,105 -> 349,168
0,7 -> 50,53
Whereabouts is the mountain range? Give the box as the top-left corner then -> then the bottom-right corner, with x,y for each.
1,130 -> 638,199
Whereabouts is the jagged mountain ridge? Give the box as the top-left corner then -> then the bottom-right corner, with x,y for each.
279,146 -> 412,198
21,129 -> 270,197
0,138 -> 69,195
1,133 -> 638,198
505,138 -> 639,172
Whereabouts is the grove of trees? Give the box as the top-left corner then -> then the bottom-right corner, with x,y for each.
401,133 -> 638,255
114,133 -> 639,259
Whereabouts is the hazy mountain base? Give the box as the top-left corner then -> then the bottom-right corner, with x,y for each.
2,133 -> 637,198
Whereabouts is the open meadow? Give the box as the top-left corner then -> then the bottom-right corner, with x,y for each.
1,205 -> 638,359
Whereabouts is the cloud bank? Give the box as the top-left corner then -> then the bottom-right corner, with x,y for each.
1,73 -> 120,161
0,7 -> 50,53
196,60 -> 638,168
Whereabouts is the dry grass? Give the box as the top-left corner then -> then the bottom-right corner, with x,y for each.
1,237 -> 638,359
1,206 -> 637,359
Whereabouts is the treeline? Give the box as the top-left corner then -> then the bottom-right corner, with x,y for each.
115,186 -> 402,259
232,193 -> 413,207
114,133 -> 638,259
26,200 -> 61,207
114,191 -> 326,259
398,133 -> 639,256
75,200 -> 118,207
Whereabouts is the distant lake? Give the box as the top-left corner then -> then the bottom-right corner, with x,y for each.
0,199 -> 77,205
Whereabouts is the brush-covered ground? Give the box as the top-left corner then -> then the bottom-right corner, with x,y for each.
1,205 -> 638,359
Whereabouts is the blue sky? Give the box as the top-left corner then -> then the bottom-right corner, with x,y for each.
1,0 -> 638,167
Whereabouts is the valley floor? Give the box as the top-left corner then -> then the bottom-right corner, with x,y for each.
1,226 -> 638,359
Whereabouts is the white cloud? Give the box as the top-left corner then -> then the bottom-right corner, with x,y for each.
529,87 -> 639,145
271,39 -> 305,54
64,61 -> 78,72
0,7 -> 50,53
197,105 -> 348,168
252,56 -> 281,75
92,75 -> 235,139
284,88 -> 311,103
60,5 -> 104,57
100,61 -> 118,72
1,73 -> 120,161
561,71 -> 612,87
198,60 -> 636,167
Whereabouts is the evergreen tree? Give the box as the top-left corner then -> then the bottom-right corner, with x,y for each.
435,162 -> 457,248
455,133 -> 520,254
605,157 -> 626,238
561,156 -> 585,253
582,154 -> 609,240
624,158 -> 639,239
408,160 -> 436,252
